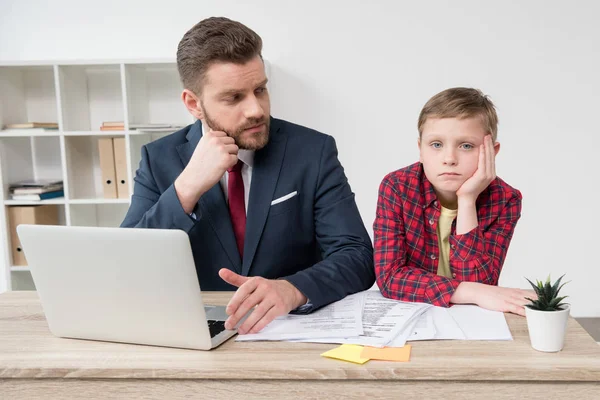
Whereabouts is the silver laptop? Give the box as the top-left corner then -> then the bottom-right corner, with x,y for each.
17,224 -> 237,350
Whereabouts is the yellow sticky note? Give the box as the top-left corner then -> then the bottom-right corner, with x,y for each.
361,345 -> 412,362
321,344 -> 370,364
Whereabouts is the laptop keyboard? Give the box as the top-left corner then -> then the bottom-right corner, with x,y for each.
207,320 -> 227,338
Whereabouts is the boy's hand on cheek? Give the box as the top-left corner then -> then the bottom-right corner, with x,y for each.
456,135 -> 496,202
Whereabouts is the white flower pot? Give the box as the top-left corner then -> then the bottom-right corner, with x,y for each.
525,304 -> 570,352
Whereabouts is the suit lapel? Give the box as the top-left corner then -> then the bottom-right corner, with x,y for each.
175,121 -> 242,273
242,119 -> 287,276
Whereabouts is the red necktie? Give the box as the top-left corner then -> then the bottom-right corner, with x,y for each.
228,160 -> 246,258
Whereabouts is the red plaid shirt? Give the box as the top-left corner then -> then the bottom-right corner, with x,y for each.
373,162 -> 522,307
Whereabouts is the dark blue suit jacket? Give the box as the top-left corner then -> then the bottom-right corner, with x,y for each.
121,117 -> 375,311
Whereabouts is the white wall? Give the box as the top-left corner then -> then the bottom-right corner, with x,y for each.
1,0 -> 598,317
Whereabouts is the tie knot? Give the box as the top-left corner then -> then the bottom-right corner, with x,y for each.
228,160 -> 244,173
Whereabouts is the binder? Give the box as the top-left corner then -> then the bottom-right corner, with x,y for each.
112,137 -> 129,199
97,137 -> 117,198
8,205 -> 59,266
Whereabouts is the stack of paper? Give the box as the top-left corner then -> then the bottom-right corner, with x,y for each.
288,292 -> 431,347
236,292 -> 364,341
9,179 -> 64,201
237,291 -> 431,347
2,122 -> 58,134
129,123 -> 186,132
236,290 -> 513,346
3,122 -> 58,130
399,304 -> 513,342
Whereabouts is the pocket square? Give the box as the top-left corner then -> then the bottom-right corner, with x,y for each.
271,191 -> 298,206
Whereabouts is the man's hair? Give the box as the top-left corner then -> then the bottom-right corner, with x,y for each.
418,88 -> 499,141
177,17 -> 263,94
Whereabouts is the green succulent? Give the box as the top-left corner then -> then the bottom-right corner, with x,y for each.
525,274 -> 569,312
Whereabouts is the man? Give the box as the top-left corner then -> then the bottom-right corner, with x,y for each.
121,17 -> 374,334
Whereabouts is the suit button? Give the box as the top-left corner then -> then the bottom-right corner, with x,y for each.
430,254 -> 436,260
429,219 -> 434,225
451,244 -> 455,249
452,273 -> 457,278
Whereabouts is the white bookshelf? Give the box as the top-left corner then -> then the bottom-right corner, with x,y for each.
0,60 -> 195,292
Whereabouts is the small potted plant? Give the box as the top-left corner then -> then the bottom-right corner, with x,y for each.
524,274 -> 570,352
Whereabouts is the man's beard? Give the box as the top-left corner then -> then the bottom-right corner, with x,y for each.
202,104 -> 270,150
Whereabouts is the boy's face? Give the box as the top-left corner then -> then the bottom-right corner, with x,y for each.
182,55 -> 271,150
419,117 -> 500,204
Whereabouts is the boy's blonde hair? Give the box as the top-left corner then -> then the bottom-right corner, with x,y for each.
418,88 -> 498,141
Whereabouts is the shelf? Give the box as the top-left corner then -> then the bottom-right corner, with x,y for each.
0,59 -> 192,292
64,135 -> 113,199
0,59 -> 176,67
0,130 -> 182,138
58,65 -> 124,131
124,63 -> 193,128
68,198 -> 130,205
0,130 -> 162,137
0,130 -> 60,138
0,136 -> 64,189
4,198 -> 66,206
0,65 -> 59,131
62,130 -> 130,136
3,199 -> 128,206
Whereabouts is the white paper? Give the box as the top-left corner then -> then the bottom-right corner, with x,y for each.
235,292 -> 364,341
291,291 -> 431,347
355,300 -> 427,347
406,313 -> 437,341
404,305 -> 512,341
387,309 -> 429,347
448,305 -> 512,340
403,306 -> 465,341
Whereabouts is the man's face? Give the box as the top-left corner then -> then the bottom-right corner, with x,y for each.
191,56 -> 270,150
419,117 -> 498,201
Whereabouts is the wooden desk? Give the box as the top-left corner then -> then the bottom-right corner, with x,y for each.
1,292 -> 599,399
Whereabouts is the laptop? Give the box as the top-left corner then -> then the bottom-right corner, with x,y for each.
16,224 -> 237,350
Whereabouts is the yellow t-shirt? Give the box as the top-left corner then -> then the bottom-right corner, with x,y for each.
436,206 -> 458,278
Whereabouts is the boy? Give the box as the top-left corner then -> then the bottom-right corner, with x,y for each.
373,88 -> 533,316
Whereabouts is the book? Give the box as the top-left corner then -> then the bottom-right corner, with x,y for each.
100,121 -> 125,131
9,179 -> 63,190
4,122 -> 58,129
98,123 -> 186,131
11,190 -> 64,201
130,127 -> 181,133
11,184 -> 64,195
129,123 -> 178,129
97,138 -> 118,198
101,121 -> 125,127
113,137 -> 129,199
129,123 -> 186,133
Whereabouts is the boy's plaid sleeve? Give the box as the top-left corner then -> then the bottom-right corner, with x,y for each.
449,192 -> 522,285
373,176 -> 460,307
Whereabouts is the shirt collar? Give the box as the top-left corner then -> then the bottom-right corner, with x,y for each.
418,163 -> 439,209
237,149 -> 254,167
